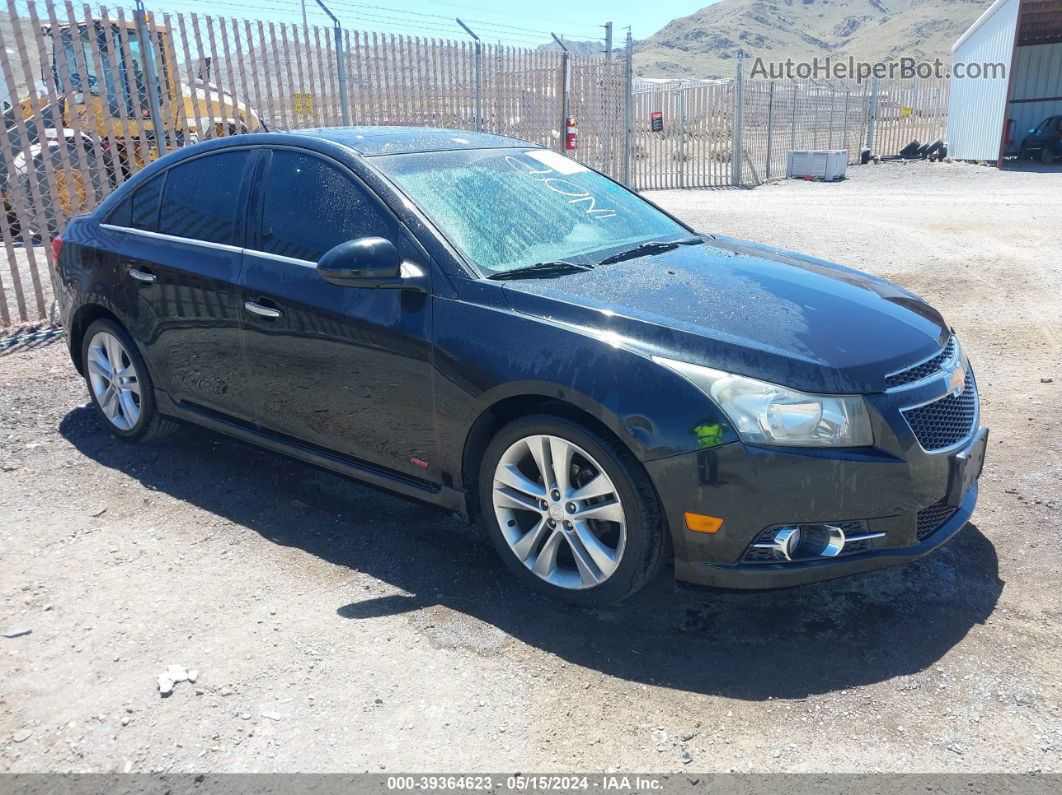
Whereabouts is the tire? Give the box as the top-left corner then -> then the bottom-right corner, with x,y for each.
81,319 -> 180,442
898,139 -> 921,158
923,138 -> 944,159
478,412 -> 669,607
1041,147 -> 1055,165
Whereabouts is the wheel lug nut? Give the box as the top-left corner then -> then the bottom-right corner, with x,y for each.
563,521 -> 572,530
550,489 -> 560,500
547,519 -> 556,528
539,499 -> 548,510
566,503 -> 576,513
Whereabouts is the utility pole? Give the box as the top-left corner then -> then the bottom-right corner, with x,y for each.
314,0 -> 349,125
456,19 -> 482,132
133,0 -> 167,156
603,21 -> 612,61
301,0 -> 309,36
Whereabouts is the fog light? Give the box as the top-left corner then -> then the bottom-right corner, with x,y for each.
771,525 -> 801,560
801,524 -> 847,557
743,520 -> 884,563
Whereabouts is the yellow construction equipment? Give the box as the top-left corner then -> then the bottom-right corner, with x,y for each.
3,14 -> 263,231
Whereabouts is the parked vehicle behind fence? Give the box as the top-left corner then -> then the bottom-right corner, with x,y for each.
53,127 -> 987,605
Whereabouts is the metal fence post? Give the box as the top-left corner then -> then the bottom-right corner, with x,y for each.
765,80 -> 774,180
551,33 -> 570,154
134,0 -> 167,156
731,54 -> 743,186
456,19 -> 482,131
623,30 -> 632,186
314,1 -> 349,125
678,87 -> 686,187
790,80 -> 798,154
866,75 -> 880,153
602,21 -> 612,174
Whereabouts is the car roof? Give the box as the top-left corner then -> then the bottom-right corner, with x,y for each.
288,126 -> 539,156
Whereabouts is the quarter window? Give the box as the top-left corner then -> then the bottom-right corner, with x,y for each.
129,175 -> 163,232
158,151 -> 249,246
258,150 -> 394,262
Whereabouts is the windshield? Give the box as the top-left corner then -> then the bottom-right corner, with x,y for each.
374,148 -> 687,276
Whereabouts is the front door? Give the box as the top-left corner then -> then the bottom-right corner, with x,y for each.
238,147 -> 437,480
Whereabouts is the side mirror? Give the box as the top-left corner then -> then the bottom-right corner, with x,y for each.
317,237 -> 402,288
317,237 -> 427,292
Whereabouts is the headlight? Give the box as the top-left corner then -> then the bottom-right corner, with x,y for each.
653,357 -> 873,447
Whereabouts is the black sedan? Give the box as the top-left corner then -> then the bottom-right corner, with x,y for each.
1020,115 -> 1061,164
54,127 -> 987,606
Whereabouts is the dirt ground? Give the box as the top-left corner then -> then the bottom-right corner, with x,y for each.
1,159 -> 1060,774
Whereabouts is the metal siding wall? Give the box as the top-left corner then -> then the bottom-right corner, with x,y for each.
946,0 -> 1019,160
1007,42 -> 1062,152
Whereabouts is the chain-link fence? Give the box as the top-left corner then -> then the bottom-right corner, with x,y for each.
0,0 -> 951,328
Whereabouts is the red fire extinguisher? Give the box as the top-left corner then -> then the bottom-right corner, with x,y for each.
565,117 -> 577,151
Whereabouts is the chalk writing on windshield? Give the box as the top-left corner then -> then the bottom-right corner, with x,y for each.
506,155 -> 617,220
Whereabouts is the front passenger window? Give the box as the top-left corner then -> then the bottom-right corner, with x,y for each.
258,150 -> 395,262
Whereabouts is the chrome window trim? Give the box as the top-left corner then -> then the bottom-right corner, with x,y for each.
100,223 -> 244,255
242,249 -> 316,268
100,223 -> 316,268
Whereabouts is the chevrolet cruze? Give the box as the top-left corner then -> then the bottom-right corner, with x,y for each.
54,127 -> 988,606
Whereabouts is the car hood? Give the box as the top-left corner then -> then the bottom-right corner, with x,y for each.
500,236 -> 950,394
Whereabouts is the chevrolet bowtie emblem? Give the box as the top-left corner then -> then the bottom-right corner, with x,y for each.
948,365 -> 966,397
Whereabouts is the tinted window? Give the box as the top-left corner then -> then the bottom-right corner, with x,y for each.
106,195 -> 131,227
129,175 -> 163,232
259,150 -> 394,262
159,151 -> 249,245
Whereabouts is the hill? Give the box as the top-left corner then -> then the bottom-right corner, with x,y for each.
633,0 -> 988,78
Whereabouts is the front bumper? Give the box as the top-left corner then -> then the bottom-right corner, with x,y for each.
645,426 -> 987,590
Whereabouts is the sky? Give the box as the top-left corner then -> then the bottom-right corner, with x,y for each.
153,0 -> 712,47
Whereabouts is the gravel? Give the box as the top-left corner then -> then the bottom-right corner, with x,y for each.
1,159 -> 1060,773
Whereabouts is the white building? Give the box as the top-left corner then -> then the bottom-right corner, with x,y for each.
946,0 -> 1062,162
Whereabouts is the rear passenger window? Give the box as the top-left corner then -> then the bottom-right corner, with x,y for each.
129,176 -> 163,232
258,150 -> 395,262
159,151 -> 249,246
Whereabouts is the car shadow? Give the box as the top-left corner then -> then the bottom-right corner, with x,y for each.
59,406 -> 1003,700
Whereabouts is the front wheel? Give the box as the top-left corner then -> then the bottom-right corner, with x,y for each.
479,413 -> 668,607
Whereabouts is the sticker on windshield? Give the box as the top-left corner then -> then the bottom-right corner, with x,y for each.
524,149 -> 589,175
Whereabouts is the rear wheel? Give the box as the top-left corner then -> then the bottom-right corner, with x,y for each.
81,319 -> 179,442
1041,147 -> 1056,165
479,414 -> 668,606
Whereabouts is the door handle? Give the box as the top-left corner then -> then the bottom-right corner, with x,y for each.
129,267 -> 156,283
244,300 -> 282,319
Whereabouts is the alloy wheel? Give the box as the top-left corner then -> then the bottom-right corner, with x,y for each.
86,331 -> 142,432
491,434 -> 627,590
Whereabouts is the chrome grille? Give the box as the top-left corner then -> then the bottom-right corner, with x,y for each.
916,500 -> 957,541
901,370 -> 978,451
885,336 -> 956,389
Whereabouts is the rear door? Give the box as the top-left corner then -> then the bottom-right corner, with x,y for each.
99,148 -> 257,421
238,147 -> 436,479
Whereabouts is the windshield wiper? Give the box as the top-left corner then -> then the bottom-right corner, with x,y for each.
596,236 -> 705,266
487,261 -> 595,280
